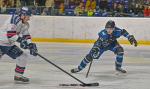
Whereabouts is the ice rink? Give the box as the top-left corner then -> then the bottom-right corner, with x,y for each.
0,42 -> 150,89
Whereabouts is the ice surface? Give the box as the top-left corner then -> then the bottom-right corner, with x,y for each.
0,43 -> 150,89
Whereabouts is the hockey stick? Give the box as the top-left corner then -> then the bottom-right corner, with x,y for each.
37,53 -> 99,87
86,60 -> 93,78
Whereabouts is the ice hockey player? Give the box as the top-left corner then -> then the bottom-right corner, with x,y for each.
0,7 -> 38,83
71,20 -> 138,74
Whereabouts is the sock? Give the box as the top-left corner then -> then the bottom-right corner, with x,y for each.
15,65 -> 25,77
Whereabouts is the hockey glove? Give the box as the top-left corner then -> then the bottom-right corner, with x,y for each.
90,47 -> 100,59
128,35 -> 138,47
28,43 -> 38,56
17,37 -> 28,49
16,37 -> 25,43
20,40 -> 28,49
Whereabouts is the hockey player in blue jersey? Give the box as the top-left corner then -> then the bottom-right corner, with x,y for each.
0,7 -> 37,83
71,20 -> 137,74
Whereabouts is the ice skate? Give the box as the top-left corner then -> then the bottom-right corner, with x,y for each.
14,76 -> 29,83
115,67 -> 127,75
71,68 -> 81,73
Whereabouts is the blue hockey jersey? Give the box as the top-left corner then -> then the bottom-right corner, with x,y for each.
95,27 -> 130,48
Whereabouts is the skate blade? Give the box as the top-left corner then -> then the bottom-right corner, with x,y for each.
14,80 -> 30,84
115,71 -> 127,76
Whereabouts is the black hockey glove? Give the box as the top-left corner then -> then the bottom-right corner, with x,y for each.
17,37 -> 28,49
20,40 -> 28,49
90,47 -> 100,59
16,37 -> 24,43
28,43 -> 38,56
128,35 -> 138,47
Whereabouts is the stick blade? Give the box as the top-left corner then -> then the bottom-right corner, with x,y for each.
83,82 -> 99,86
59,82 -> 99,87
59,83 -> 81,86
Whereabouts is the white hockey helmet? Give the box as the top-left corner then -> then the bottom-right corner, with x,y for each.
19,7 -> 31,16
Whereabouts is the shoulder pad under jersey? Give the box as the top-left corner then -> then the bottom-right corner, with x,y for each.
10,14 -> 21,25
98,29 -> 108,40
113,27 -> 123,36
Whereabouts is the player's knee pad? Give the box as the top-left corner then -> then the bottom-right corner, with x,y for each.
115,46 -> 124,55
16,53 -> 28,67
85,54 -> 93,62
7,45 -> 23,59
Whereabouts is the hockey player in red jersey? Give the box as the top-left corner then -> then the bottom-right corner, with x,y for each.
0,7 -> 37,83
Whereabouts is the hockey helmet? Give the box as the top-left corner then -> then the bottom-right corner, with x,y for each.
105,20 -> 115,28
19,7 -> 31,16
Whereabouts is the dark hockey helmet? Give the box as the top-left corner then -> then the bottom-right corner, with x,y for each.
105,20 -> 115,28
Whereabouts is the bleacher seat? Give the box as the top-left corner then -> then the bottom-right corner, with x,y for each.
65,9 -> 75,16
94,12 -> 101,16
7,8 -> 16,15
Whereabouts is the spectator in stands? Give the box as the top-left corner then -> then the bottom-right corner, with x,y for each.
69,0 -> 76,9
134,4 -> 144,16
54,0 -> 63,9
144,0 -> 150,5
149,6 -> 150,16
68,0 -> 75,9
64,0 -> 69,7
87,7 -> 94,16
2,0 -> 11,7
20,0 -> 30,6
95,0 -> 99,6
118,3 -> 124,13
137,5 -> 144,17
10,0 -> 21,7
31,7 -> 37,15
31,6 -> 41,15
45,0 -> 54,15
74,2 -> 85,16
75,0 -> 81,6
29,0 -> 35,6
85,0 -> 96,16
38,0 -> 46,6
134,4 -> 139,15
41,7 -> 49,15
144,5 -> 149,17
107,0 -> 113,11
34,0 -> 38,6
0,0 -> 3,7
58,2 -> 65,15
113,2 -> 118,12
0,1 -> 2,13
98,0 -> 108,10
82,0 -> 86,5
85,0 -> 91,10
91,0 -> 96,10
1,0 -> 10,13
124,0 -> 129,13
